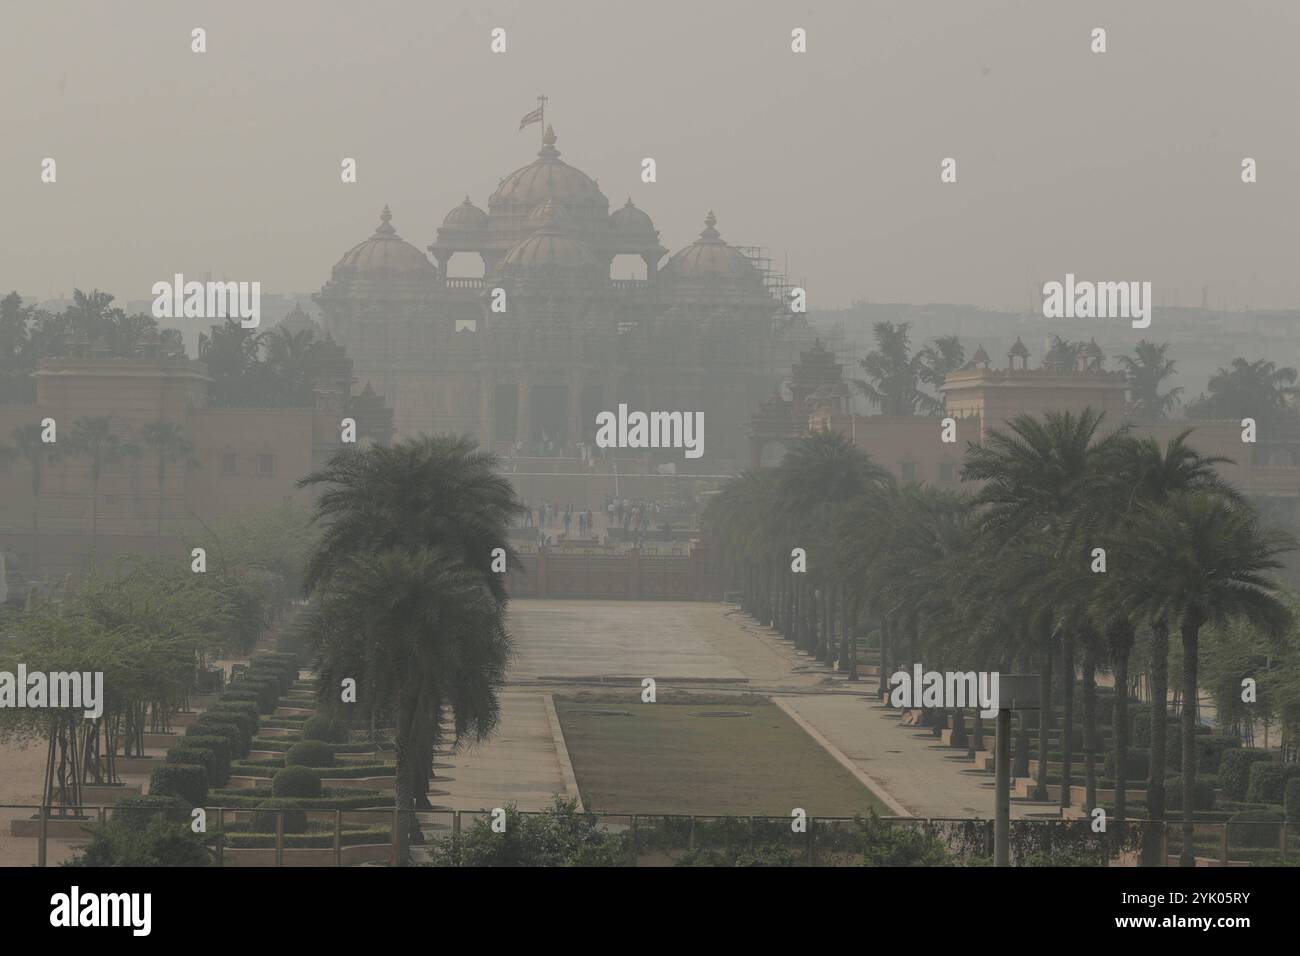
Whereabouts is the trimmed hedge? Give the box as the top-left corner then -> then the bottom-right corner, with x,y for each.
182,735 -> 234,785
1285,778 -> 1300,821
149,764 -> 208,807
232,677 -> 280,713
167,746 -> 216,785
221,825 -> 390,849
285,741 -> 336,769
185,720 -> 247,758
253,800 -> 308,834
250,737 -> 378,755
1163,776 -> 1216,812
1246,762 -> 1300,805
301,715 -> 349,744
189,717 -> 251,757
205,787 -> 389,810
231,761 -> 393,780
1193,735 -> 1241,775
1103,747 -> 1150,782
1228,810 -> 1285,849
219,690 -> 261,705
272,766 -> 322,799
112,794 -> 192,831
1220,749 -> 1275,801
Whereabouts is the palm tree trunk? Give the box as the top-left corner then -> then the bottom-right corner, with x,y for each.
1144,616 -> 1170,866
1179,612 -> 1203,867
1113,645 -> 1130,822
156,460 -> 166,555
1034,628 -> 1053,801
1082,641 -> 1097,812
877,618 -> 890,700
1060,631 -> 1075,812
847,597 -> 859,681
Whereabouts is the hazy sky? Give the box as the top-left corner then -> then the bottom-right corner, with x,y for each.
6,0 -> 1300,312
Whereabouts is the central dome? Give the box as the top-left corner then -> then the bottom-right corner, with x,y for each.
489,125 -> 609,216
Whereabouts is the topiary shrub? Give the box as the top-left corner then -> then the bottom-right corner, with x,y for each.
1194,735 -> 1241,775
63,820 -> 211,867
1285,778 -> 1300,822
167,746 -> 215,784
1245,762 -> 1300,805
111,794 -> 192,831
219,690 -> 261,705
1228,809 -> 1285,849
1163,776 -> 1216,812
189,717 -> 251,757
285,741 -> 336,769
233,676 -> 280,713
272,765 -> 322,799
181,735 -> 232,786
301,715 -> 348,744
148,764 -> 208,807
1103,747 -> 1150,782
1219,748 -> 1274,801
252,800 -> 308,834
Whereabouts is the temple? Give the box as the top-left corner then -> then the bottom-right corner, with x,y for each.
314,125 -> 818,466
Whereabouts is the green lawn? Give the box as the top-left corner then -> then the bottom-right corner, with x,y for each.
554,697 -> 887,817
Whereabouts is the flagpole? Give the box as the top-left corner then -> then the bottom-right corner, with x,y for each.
539,94 -> 547,144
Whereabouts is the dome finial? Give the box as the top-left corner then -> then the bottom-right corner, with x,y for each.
700,210 -> 720,240
543,124 -> 556,146
374,205 -> 397,237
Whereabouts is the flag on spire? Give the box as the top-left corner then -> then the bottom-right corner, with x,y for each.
519,106 -> 543,130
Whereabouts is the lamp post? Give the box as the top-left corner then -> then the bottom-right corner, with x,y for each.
994,675 -> 1040,867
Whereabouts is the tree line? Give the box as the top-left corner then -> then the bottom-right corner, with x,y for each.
704,413 -> 1299,866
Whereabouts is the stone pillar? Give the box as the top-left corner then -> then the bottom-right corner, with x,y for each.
642,253 -> 659,279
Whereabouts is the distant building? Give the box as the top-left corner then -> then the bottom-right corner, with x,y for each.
0,329 -> 391,583
753,339 -> 1294,501
314,123 -> 818,467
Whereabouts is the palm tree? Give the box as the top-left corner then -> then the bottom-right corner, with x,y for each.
298,436 -> 523,855
962,408 -> 1123,804
775,430 -> 892,661
1097,430 -> 1241,849
854,321 -> 941,416
917,335 -> 965,409
1116,341 -> 1183,421
67,416 -> 140,567
1115,493 -> 1294,866
142,422 -> 195,552
9,424 -> 60,578
304,546 -> 510,863
1186,357 -> 1300,433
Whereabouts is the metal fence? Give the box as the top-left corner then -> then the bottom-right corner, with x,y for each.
2,805 -> 1296,867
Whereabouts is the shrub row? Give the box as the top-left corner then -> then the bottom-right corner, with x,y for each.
1220,749 -> 1275,801
1246,762 -> 1300,805
230,762 -> 395,780
204,788 -> 390,810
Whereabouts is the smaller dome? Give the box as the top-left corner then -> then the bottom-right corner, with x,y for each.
971,345 -> 991,366
660,211 -> 761,286
501,212 -> 600,275
443,196 -> 487,229
335,206 -> 436,275
610,198 -> 655,235
1008,337 -> 1029,357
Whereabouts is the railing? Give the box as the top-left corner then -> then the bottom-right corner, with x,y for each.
3,804 -> 1295,867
